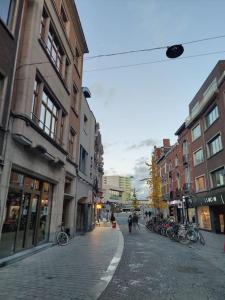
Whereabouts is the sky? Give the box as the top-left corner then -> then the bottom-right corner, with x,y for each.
75,0 -> 225,199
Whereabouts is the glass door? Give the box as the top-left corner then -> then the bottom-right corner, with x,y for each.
26,194 -> 39,248
15,193 -> 31,251
0,191 -> 22,258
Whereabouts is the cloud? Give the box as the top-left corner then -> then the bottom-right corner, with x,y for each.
132,156 -> 150,200
127,138 -> 158,150
90,81 -> 116,106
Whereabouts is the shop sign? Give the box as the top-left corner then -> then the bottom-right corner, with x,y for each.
193,192 -> 225,206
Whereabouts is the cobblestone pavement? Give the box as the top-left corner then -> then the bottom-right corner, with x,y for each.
99,214 -> 225,300
0,226 -> 123,300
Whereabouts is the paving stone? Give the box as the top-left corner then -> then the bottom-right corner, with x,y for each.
0,227 -> 121,300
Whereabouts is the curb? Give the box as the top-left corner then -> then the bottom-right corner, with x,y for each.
0,243 -> 52,268
91,225 -> 124,300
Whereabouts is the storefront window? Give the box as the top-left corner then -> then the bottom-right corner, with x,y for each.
24,177 -> 40,191
10,171 -> 24,187
38,189 -> 51,243
0,192 -> 22,258
197,206 -> 211,230
0,171 -> 52,258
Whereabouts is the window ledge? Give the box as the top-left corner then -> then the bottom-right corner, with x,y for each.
193,161 -> 204,167
207,148 -> 224,160
38,38 -> 70,95
204,117 -> 219,133
12,112 -> 68,156
192,135 -> 201,143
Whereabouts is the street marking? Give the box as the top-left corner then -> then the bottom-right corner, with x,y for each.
91,225 -> 124,299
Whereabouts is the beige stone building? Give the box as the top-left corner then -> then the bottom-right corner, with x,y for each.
0,0 -> 88,258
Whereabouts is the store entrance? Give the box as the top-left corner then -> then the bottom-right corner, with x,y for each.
212,205 -> 225,233
0,171 -> 52,259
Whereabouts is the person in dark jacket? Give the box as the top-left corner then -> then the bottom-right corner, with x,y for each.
128,215 -> 133,233
110,213 -> 116,224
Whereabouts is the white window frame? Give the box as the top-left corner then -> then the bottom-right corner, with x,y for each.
192,122 -> 201,141
207,132 -> 223,158
195,174 -> 206,192
193,147 -> 204,166
205,105 -> 219,129
210,166 -> 225,188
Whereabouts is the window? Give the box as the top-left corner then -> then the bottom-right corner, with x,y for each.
40,8 -> 48,38
72,85 -> 78,111
182,140 -> 188,155
207,134 -> 222,157
31,78 -> 40,119
59,115 -> 65,145
193,148 -> 204,166
0,0 -> 16,28
64,59 -> 69,84
79,145 -> 88,174
184,166 -> 190,184
47,26 -> 63,72
84,114 -> 88,133
60,4 -> 68,32
205,106 -> 219,129
68,129 -> 75,158
192,123 -> 201,141
39,91 -> 58,139
175,155 -> 179,167
195,175 -> 206,192
211,167 -> 225,188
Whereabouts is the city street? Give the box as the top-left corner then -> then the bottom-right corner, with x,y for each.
99,214 -> 225,300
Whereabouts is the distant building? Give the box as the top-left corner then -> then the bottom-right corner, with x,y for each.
102,176 -> 133,204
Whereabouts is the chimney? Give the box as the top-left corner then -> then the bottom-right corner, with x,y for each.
163,139 -> 170,148
155,147 -> 161,159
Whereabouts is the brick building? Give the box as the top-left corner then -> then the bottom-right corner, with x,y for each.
154,61 -> 225,233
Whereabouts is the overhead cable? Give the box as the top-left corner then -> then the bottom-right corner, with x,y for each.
85,34 -> 225,60
84,49 -> 225,72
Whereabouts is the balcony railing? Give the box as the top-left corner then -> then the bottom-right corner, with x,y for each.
186,78 -> 218,126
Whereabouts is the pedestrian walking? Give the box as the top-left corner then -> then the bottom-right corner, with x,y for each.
132,213 -> 140,231
145,211 -> 148,219
148,211 -> 151,219
128,214 -> 133,233
110,213 -> 116,228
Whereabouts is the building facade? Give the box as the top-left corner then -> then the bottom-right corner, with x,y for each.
153,61 -> 225,233
102,176 -> 133,204
0,0 -> 89,258
184,61 -> 225,233
76,88 -> 104,232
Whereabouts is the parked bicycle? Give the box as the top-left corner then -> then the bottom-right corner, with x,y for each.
186,223 -> 205,245
55,223 -> 70,246
146,218 -> 205,246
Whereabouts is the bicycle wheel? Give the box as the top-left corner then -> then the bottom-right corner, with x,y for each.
199,232 -> 205,245
56,231 -> 69,246
178,233 -> 190,245
187,229 -> 198,242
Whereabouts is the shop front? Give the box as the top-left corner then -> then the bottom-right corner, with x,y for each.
193,191 -> 225,233
0,170 -> 52,258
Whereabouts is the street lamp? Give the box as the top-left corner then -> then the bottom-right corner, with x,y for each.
166,44 -> 184,59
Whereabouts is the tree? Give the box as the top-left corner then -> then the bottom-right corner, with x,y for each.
146,156 -> 168,214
